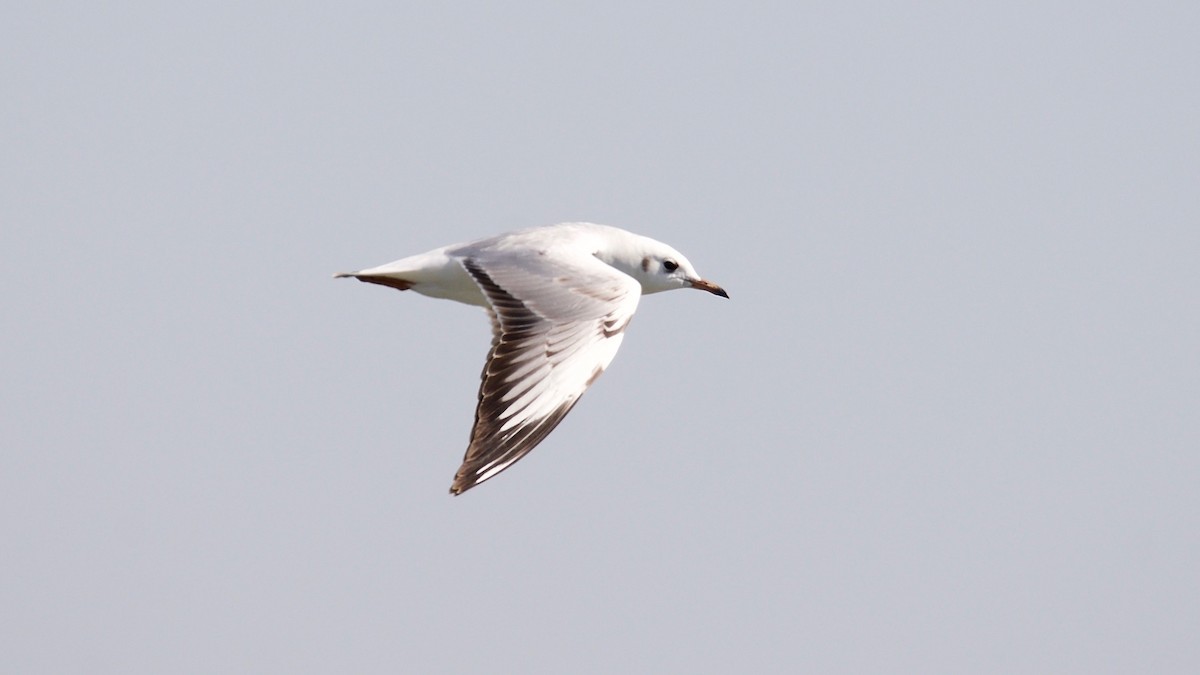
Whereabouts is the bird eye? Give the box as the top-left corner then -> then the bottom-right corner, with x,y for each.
663,259 -> 679,272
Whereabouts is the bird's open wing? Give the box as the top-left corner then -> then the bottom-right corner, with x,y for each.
449,250 -> 642,494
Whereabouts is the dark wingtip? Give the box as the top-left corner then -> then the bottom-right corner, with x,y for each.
342,274 -> 414,291
449,469 -> 479,495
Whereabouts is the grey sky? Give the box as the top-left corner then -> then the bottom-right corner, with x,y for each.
3,2 -> 1198,673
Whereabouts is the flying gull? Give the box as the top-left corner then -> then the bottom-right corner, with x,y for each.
336,222 -> 727,494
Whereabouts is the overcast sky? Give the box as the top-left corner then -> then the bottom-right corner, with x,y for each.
3,2 -> 1198,673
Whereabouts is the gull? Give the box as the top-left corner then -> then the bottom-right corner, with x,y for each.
336,222 -> 728,495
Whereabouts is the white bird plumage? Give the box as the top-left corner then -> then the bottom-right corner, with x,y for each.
336,222 -> 727,495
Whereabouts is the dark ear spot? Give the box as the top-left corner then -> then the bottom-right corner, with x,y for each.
642,256 -> 651,272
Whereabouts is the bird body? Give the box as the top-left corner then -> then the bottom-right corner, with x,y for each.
337,222 -> 726,494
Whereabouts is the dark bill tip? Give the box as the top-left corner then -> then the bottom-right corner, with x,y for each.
690,279 -> 729,298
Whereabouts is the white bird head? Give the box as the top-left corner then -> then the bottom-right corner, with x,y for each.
608,234 -> 729,298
